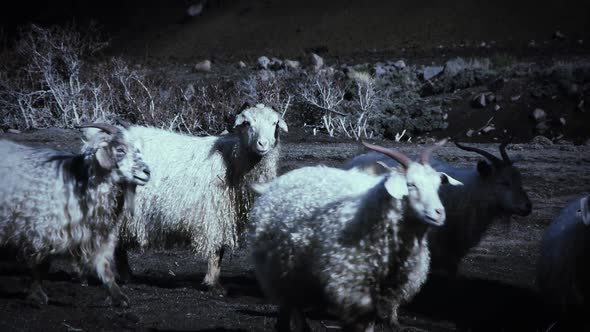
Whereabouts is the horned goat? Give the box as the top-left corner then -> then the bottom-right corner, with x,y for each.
0,123 -> 150,307
117,103 -> 288,291
342,141 -> 532,276
250,141 -> 462,331
536,194 -> 590,330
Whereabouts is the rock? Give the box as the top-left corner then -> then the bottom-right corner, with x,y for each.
7,129 -> 21,134
481,125 -> 495,134
257,56 -> 270,69
471,93 -> 487,108
578,100 -> 585,111
485,93 -> 496,103
311,53 -> 324,71
532,135 -> 553,146
393,60 -> 406,69
423,66 -> 444,80
535,121 -> 549,134
187,3 -> 204,17
532,108 -> 546,122
510,94 -> 521,102
466,129 -> 475,137
194,60 -> 211,72
284,59 -> 300,70
237,61 -> 247,68
585,138 -> 590,146
553,30 -> 566,40
269,57 -> 284,70
494,104 -> 501,111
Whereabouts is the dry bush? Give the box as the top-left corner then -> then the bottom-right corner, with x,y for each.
0,23 -> 244,135
298,68 -> 384,140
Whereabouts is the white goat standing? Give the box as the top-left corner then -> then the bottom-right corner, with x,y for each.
0,123 -> 150,307
117,103 -> 288,291
250,141 -> 462,331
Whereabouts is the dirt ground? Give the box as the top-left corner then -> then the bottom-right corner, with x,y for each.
0,128 -> 589,332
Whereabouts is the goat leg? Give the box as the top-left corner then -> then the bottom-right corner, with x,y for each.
27,259 -> 50,305
114,245 -> 133,284
202,246 -> 227,295
94,238 -> 129,307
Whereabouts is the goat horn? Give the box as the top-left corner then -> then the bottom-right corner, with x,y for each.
420,138 -> 447,164
454,141 -> 503,166
77,122 -> 120,135
361,140 -> 411,170
499,139 -> 512,164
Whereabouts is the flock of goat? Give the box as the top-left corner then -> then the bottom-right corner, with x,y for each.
0,103 -> 588,331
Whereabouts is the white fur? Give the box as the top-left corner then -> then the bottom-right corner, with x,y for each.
121,104 -> 287,287
0,126 -> 149,306
250,153 -> 461,329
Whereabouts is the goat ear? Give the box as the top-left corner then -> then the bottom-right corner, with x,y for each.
234,113 -> 248,128
81,127 -> 107,141
278,118 -> 288,132
96,142 -> 117,170
476,160 -> 493,177
440,172 -> 463,186
581,196 -> 590,226
384,175 -> 408,200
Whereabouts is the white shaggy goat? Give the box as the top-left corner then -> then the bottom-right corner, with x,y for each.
117,103 -> 288,291
536,194 -> 590,330
0,123 -> 150,307
250,141 -> 462,331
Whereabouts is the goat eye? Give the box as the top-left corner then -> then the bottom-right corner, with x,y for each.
408,183 -> 417,189
116,147 -> 126,155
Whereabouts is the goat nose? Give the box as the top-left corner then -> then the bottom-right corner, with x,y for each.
435,208 -> 444,215
143,167 -> 151,176
257,139 -> 269,149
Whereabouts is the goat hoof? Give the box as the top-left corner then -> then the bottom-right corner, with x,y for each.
110,292 -> 130,308
203,282 -> 227,297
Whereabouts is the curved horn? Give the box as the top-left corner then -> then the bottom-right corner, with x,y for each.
420,138 -> 447,164
454,141 -> 503,166
77,122 -> 120,135
499,140 -> 512,164
361,140 -> 411,170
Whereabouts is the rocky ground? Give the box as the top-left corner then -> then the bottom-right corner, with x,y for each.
0,128 -> 589,331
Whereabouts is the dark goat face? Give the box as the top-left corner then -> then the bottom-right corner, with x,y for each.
478,161 -> 532,216
234,104 -> 288,157
456,141 -> 532,217
82,125 -> 151,186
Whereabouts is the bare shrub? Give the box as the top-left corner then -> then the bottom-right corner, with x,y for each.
238,70 -> 297,119
0,23 -> 243,135
0,23 -> 110,129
